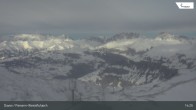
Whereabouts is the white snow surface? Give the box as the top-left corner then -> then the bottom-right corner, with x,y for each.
0,33 -> 196,101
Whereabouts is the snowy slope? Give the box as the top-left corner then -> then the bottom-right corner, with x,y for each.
0,33 -> 196,101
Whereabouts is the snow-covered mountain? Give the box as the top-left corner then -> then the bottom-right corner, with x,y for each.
0,34 -> 101,59
0,33 -> 196,101
98,32 -> 191,52
0,34 -> 74,50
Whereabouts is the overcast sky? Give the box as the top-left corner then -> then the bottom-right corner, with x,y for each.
0,0 -> 196,35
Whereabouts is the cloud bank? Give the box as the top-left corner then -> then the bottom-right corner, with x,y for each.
0,0 -> 196,34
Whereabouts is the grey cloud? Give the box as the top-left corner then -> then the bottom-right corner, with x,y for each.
0,0 -> 196,35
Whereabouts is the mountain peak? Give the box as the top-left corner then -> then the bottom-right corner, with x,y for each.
155,32 -> 188,42
156,32 -> 175,40
14,34 -> 44,41
107,32 -> 139,42
0,34 -> 75,58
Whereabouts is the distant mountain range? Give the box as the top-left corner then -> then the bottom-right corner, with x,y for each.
0,32 -> 196,101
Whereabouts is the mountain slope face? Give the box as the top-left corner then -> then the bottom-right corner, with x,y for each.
0,33 -> 196,101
